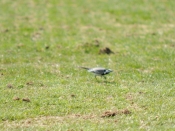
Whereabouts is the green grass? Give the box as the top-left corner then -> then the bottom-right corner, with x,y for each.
0,0 -> 175,130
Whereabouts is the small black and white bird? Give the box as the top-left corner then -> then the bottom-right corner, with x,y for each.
80,67 -> 113,78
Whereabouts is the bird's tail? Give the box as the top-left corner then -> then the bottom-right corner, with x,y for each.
79,67 -> 90,70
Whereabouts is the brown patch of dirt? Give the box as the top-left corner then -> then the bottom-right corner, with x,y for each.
99,47 -> 114,55
139,91 -> 144,94
22,98 -> 30,102
101,111 -> 116,118
101,109 -> 131,118
13,97 -> 20,101
70,94 -> 76,98
26,81 -> 34,86
151,32 -> 156,35
45,45 -> 50,50
121,109 -> 131,115
7,84 -> 14,88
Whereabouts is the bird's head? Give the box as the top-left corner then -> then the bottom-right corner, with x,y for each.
104,69 -> 113,74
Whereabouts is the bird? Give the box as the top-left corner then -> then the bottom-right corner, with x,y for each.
80,67 -> 113,79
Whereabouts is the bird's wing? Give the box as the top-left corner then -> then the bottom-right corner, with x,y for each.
89,68 -> 106,75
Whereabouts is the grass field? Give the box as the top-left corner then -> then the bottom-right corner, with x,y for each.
0,0 -> 175,130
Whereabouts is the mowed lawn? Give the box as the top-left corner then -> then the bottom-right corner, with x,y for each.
0,0 -> 175,130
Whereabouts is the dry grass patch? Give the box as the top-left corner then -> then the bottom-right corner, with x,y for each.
1,114 -> 99,128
